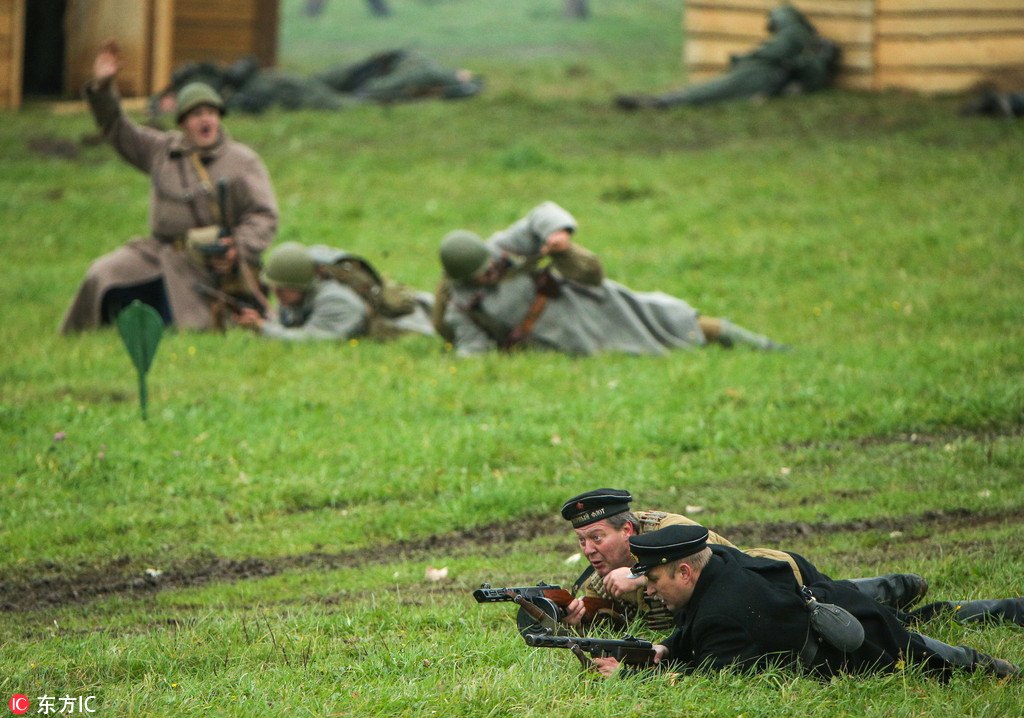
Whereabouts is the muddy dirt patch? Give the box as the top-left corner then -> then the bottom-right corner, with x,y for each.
4,508 -> 1022,613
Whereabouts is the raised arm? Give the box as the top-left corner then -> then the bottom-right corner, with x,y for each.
84,40 -> 167,173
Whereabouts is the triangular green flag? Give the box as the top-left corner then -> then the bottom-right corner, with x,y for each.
115,300 -> 164,420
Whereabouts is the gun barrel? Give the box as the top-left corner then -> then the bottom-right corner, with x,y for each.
523,633 -> 574,649
523,633 -> 656,666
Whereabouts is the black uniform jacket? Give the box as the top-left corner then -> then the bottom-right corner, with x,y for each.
661,545 -> 915,678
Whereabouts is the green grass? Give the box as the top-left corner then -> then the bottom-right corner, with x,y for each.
1,0 -> 1023,715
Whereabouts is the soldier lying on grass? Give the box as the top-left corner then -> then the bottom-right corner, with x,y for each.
559,488 -> 1023,634
234,242 -> 435,341
436,202 -> 786,357
587,524 -> 1020,680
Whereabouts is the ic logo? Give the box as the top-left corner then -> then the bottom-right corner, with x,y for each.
8,694 -> 30,715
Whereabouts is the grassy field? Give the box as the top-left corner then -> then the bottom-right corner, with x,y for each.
1,0 -> 1022,715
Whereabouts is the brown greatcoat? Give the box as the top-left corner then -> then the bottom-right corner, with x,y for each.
60,76 -> 279,333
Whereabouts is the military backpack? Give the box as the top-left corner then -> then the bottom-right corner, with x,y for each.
311,248 -> 418,318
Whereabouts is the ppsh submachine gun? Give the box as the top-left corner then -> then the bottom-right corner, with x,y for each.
523,632 -> 658,671
472,582 -> 619,635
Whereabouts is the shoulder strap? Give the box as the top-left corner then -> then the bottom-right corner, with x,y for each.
188,152 -> 222,225
571,566 -> 596,596
501,292 -> 549,350
500,268 -> 559,350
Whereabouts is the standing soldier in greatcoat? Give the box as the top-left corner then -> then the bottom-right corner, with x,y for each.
61,42 -> 278,333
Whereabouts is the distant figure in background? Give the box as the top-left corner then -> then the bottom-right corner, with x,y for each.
235,242 -> 434,341
616,5 -> 839,110
149,50 -> 482,119
61,42 -> 278,334
303,0 -> 391,18
565,0 -> 589,19
366,0 -> 391,16
960,88 -> 1024,118
435,202 -> 787,357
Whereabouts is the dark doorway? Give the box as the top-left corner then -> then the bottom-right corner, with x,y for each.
23,0 -> 69,97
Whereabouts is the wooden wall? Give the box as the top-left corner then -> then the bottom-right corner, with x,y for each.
1,0 -> 277,109
684,0 -> 1024,93
172,0 -> 278,69
0,0 -> 25,108
64,0 -> 154,98
874,0 -> 1024,92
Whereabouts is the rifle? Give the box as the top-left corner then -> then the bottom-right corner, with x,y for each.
193,283 -> 262,315
523,632 -> 658,670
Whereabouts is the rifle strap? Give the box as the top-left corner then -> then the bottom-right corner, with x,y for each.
188,152 -> 221,225
571,566 -> 595,596
501,294 -> 547,349
501,271 -> 554,350
236,260 -> 269,313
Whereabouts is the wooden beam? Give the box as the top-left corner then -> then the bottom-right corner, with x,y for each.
687,0 -> 874,17
9,0 -> 24,108
878,14 -> 1024,36
253,0 -> 279,68
877,35 -> 1024,67
878,0 -> 1024,11
151,0 -> 174,92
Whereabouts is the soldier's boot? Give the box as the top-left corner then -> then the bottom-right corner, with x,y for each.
717,318 -> 789,351
977,654 -> 1022,679
848,573 -> 929,611
908,598 -> 1024,627
912,633 -> 1020,678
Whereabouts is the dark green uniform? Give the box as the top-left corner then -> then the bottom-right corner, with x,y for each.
616,6 -> 838,110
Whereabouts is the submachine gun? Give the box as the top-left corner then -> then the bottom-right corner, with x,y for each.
472,582 -> 619,636
522,631 -> 658,671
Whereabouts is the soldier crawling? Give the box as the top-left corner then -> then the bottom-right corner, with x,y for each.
435,201 -> 786,357
234,242 -> 434,341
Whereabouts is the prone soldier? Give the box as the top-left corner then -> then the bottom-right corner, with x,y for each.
590,525 -> 1020,679
234,242 -> 434,341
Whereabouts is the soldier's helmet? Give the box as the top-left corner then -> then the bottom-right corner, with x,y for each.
262,242 -> 315,291
175,82 -> 226,123
440,230 -> 491,282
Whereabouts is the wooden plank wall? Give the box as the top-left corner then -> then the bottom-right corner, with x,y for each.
172,0 -> 278,69
875,0 -> 1024,92
64,0 -> 152,98
684,0 -> 1024,93
0,0 -> 25,108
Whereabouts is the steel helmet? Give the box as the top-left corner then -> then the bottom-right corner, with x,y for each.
262,242 -> 315,290
440,230 -> 491,282
175,82 -> 225,123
